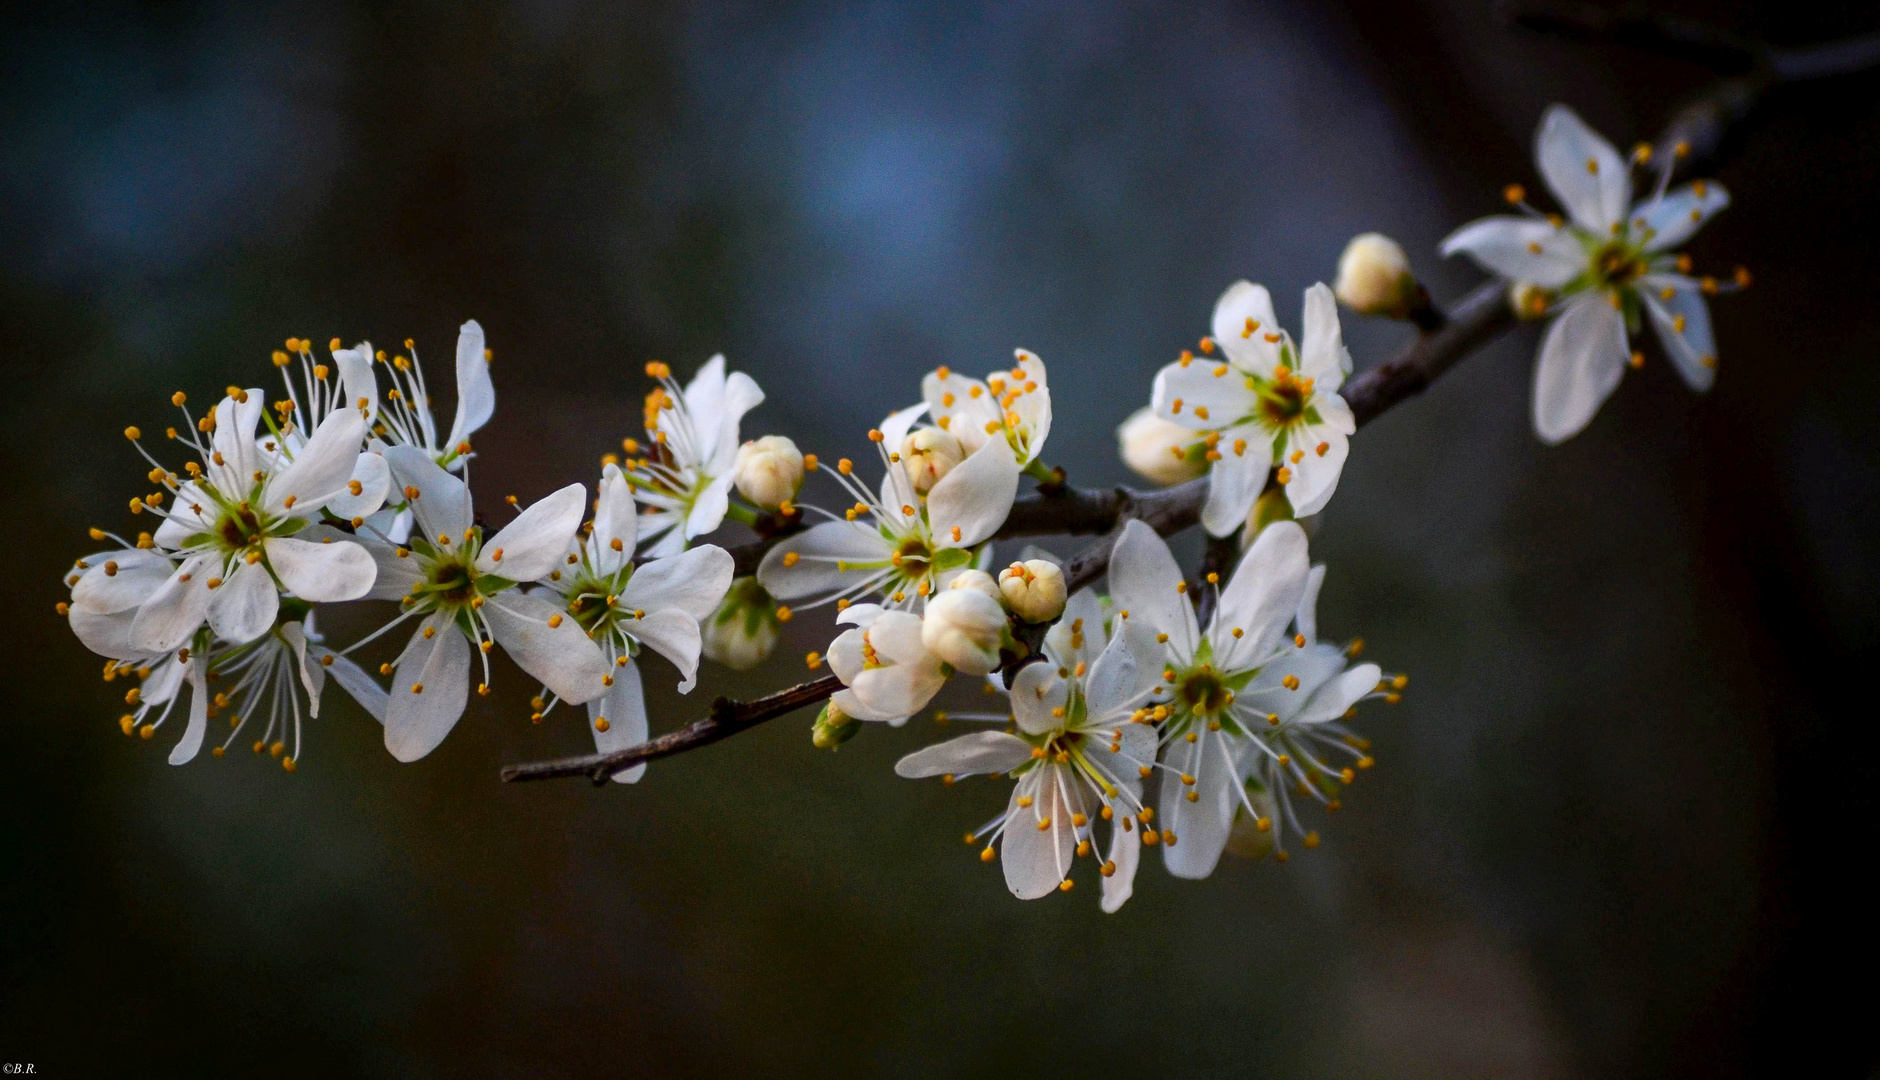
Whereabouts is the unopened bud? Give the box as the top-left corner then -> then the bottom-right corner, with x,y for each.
998,559 -> 1066,623
733,435 -> 805,510
701,577 -> 781,670
1334,233 -> 1419,318
901,427 -> 965,495
1117,407 -> 1206,486
920,588 -> 1007,676
946,568 -> 1002,603
811,701 -> 860,750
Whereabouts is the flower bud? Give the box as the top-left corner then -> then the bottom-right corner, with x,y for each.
1117,407 -> 1206,486
920,588 -> 1007,676
700,577 -> 781,671
811,701 -> 860,750
901,427 -> 965,495
946,568 -> 1003,603
733,435 -> 804,510
998,559 -> 1066,623
1334,233 -> 1418,318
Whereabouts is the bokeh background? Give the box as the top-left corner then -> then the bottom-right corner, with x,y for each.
4,1 -> 1878,1076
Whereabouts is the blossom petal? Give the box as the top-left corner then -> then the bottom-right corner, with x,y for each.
1107,519 -> 1198,658
1283,425 -> 1348,518
207,391 -> 264,499
589,656 -> 648,783
485,592 -> 611,704
1636,181 -> 1730,253
894,730 -> 1034,778
922,373 -> 996,455
1215,519 -> 1310,661
350,534 -> 424,602
623,544 -> 734,622
265,535 -> 376,602
318,648 -> 389,723
1101,811 -> 1142,914
1533,293 -> 1628,444
1200,431 -> 1269,538
1296,564 -> 1326,645
757,520 -> 891,600
71,548 -> 173,614
326,451 -> 391,520
1296,662 -> 1382,725
681,473 -> 734,542
263,407 -> 366,517
331,341 -> 379,425
1438,216 -> 1583,289
1010,660 -> 1069,736
69,607 -> 141,659
385,445 -> 472,542
1082,627 -> 1142,721
444,319 -> 496,451
167,655 -> 210,766
589,463 -> 637,575
1004,765 -> 1078,899
1152,359 -> 1260,432
881,401 -> 931,458
207,558 -> 279,645
1535,103 -> 1629,233
477,483 -> 584,581
707,371 -> 765,474
1211,280 -> 1282,373
1159,730 -> 1238,879
1639,274 -> 1717,391
128,552 -> 217,655
384,614 -> 471,762
153,481 -> 214,548
626,609 -> 705,693
927,435 -> 1019,548
1297,282 -> 1352,385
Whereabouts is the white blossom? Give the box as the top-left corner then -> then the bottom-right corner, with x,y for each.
756,404 -> 1019,613
621,357 -> 765,557
533,463 -> 734,783
823,603 -> 949,725
1116,406 -> 1207,486
919,350 -> 1053,468
1152,282 -> 1355,532
1441,104 -> 1731,443
896,588 -> 1162,908
369,321 -> 496,471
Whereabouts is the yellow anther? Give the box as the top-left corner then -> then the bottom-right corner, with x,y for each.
547,615 -> 563,628
1503,183 -> 1525,205
775,606 -> 793,622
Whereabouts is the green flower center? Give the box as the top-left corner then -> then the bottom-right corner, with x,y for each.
1176,666 -> 1230,716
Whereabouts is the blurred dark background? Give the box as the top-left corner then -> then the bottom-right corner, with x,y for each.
4,1 -> 1878,1076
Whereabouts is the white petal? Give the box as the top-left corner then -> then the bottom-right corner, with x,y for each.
626,609 -> 705,692
1010,661 -> 1069,736
1003,766 -> 1078,899
1636,181 -> 1730,252
757,521 -> 892,600
1535,103 -> 1630,233
1533,293 -> 1629,444
1215,519 -> 1310,661
1639,274 -> 1718,392
1283,426 -> 1348,518
827,625 -> 867,685
590,463 -> 638,575
1438,216 -> 1583,289
894,731 -> 1034,778
679,354 -> 728,450
623,544 -> 734,622
1043,588 -> 1109,670
1200,433 -> 1268,538
484,592 -> 611,704
263,407 -> 366,517
1295,564 -> 1326,645
350,533 -> 424,601
319,648 -> 389,723
1296,662 -> 1382,724
444,319 -> 496,450
589,657 -> 649,783
70,548 -> 173,614
385,445 -> 472,542
167,655 -> 210,766
326,451 -> 390,520
1297,283 -> 1351,385
849,655 -> 946,719
1100,812 -> 1143,914
706,371 -> 765,473
207,559 -> 279,645
681,473 -> 734,542
128,553 -> 217,654
881,401 -> 932,458
282,621 -> 323,718
1159,731 -> 1238,879
477,483 -> 584,580
331,341 -> 379,425
207,391 -> 264,498
1211,280 -> 1282,373
69,607 -> 141,659
384,615 -> 471,761
1153,359 -> 1261,430
265,535 -> 376,602
927,435 -> 1019,548
1082,628 -> 1142,721
152,481 -> 214,549
1106,520 -> 1198,658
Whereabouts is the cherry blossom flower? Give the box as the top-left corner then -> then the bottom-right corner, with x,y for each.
1152,282 -> 1355,533
1441,104 -> 1732,442
620,357 -> 765,558
824,603 -> 949,726
369,321 -> 496,471
918,350 -> 1053,470
532,463 -> 733,783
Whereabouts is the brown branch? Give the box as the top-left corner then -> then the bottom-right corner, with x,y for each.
503,61 -> 1780,787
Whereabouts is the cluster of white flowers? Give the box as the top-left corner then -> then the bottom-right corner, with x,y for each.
60,103 -> 1737,908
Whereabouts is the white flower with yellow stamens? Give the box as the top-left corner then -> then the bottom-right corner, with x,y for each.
196,610 -> 387,770
756,405 -> 1020,613
368,321 -> 496,471
895,588 -> 1161,909
124,383 -> 379,654
1109,518 -> 1368,880
1151,281 -> 1355,533
257,337 -> 391,526
823,603 -> 950,726
919,349 -> 1053,470
622,356 -> 765,558
532,463 -> 734,784
1440,104 -> 1733,443
340,447 -> 609,762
